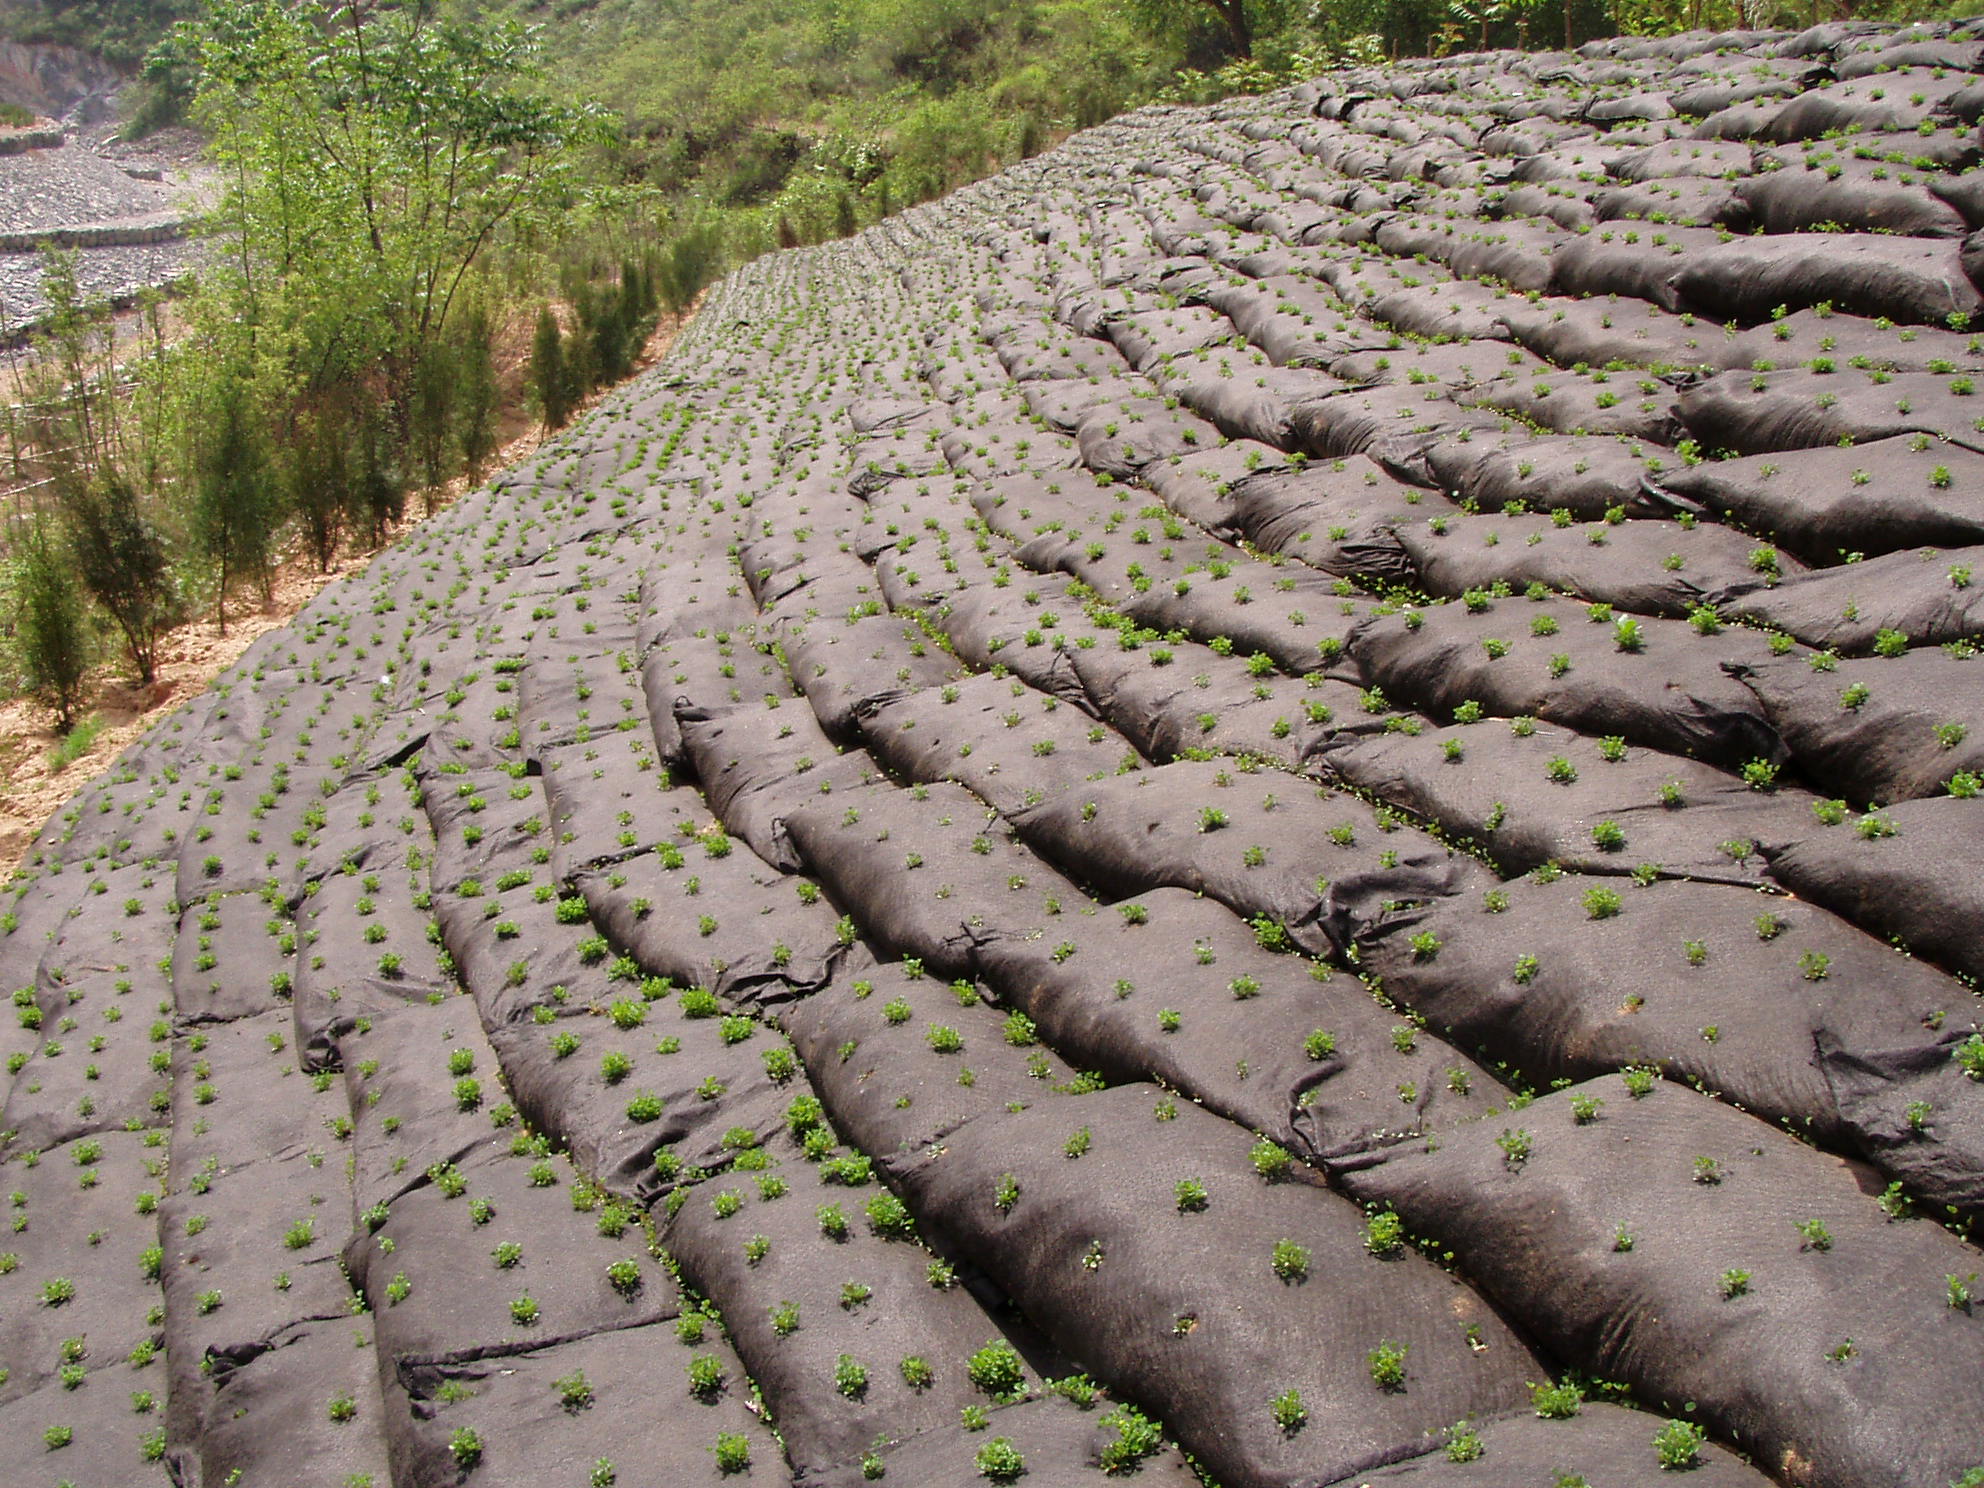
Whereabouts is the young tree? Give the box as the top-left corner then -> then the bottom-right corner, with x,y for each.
456,299 -> 499,483
169,0 -> 607,467
532,305 -> 568,431
12,524 -> 92,729
58,472 -> 177,684
188,369 -> 277,633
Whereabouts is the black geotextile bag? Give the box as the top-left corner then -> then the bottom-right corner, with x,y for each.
1547,225 -> 1725,308
171,890 -> 295,1024
1652,437 -> 1984,561
1074,398 -> 1226,482
855,672 -> 1146,816
488,986 -> 797,1204
1493,296 -> 1732,376
887,1084 -> 1540,1488
931,589 -> 1104,708
1765,793 -> 1984,983
345,1134 -> 677,1361
1713,543 -> 1984,653
676,701 -> 888,871
1066,643 -> 1367,774
418,766 -> 548,893
780,961 -> 1084,1162
1730,163 -> 1967,238
1675,369 -> 1984,456
1140,440 -> 1292,537
1108,557 -> 1376,677
1410,433 -> 1674,520
1352,1402 -> 1775,1486
1339,1077 -> 1984,1488
0,1359 -> 180,1488
781,780 -> 1097,978
1368,280 -> 1527,344
779,610 -> 966,742
1221,459 -> 1422,581
191,1320 -> 393,1488
2,1132 -> 167,1404
1339,597 -> 1786,772
340,1000 -> 512,1217
572,837 -> 860,1010
663,1132 -> 1033,1481
641,629 -> 797,769
807,1394 -> 1205,1488
1357,872 -> 1984,1207
969,886 -> 1497,1166
292,873 -> 450,1073
1666,232 -> 1984,326
1725,649 -> 1984,803
538,734 -> 703,882
1162,363 -> 1342,451
1391,508 -> 1792,619
1717,305 -> 1984,379
1312,717 -> 1819,884
1466,367 -> 1686,445
1287,384 -> 1506,463
388,1317 -> 783,1488
1007,759 -> 1491,959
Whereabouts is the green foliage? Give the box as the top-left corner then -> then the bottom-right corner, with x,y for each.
11,523 -> 93,728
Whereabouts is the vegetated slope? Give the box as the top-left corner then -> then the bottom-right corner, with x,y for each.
5,17 -> 1984,1488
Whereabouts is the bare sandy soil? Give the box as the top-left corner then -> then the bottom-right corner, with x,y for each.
0,298 -> 698,878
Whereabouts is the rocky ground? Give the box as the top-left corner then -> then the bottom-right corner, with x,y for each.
1,17 -> 1982,1488
0,58 -> 204,340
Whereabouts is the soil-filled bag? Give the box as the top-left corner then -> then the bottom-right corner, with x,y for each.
781,961 -> 1083,1162
1716,305 -> 1984,378
663,1135 -> 1026,1482
1652,438 -> 1984,561
856,673 -> 1145,817
1358,872 -> 1984,1205
888,1084 -> 1540,1488
1353,1401 -> 1776,1486
572,837 -> 859,1009
1222,459 -> 1424,581
1411,433 -> 1673,519
487,987 -> 795,1203
538,735 -> 703,882
1765,792 -> 1984,983
808,1394 -> 1205,1488
1547,225 -> 1725,307
1713,544 -> 1984,653
676,702 -> 886,871
1666,233 -> 1984,326
923,574 -> 1097,706
1466,366 -> 1686,444
641,622 -> 794,766
1725,648 -> 1984,803
1730,163 -> 1967,238
1339,597 -> 1785,771
1066,642 -> 1365,773
1675,368 -> 1984,456
1494,295 -> 1730,373
1103,549 -> 1372,676
970,886 -> 1498,1165
388,1318 -> 781,1488
782,780 -> 1096,977
779,611 -> 965,742
1008,760 -> 1491,958
1339,1077 -> 1984,1488
1393,508 -> 1791,619
1313,717 -> 1817,882
191,1322 -> 393,1488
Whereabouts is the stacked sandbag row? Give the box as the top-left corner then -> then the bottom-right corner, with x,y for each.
1,18 -> 1982,1487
